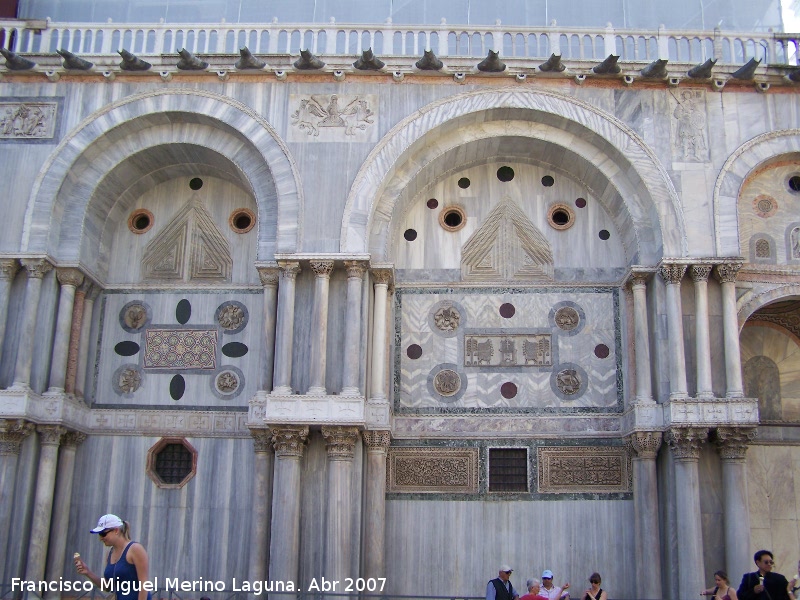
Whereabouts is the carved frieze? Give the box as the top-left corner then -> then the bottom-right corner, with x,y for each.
387,447 -> 479,493
537,446 -> 631,493
671,89 -> 708,162
0,102 -> 58,140
464,334 -> 552,367
290,94 -> 376,139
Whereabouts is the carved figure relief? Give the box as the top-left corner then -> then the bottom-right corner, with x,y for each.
216,303 -> 247,331
465,338 -> 494,365
124,304 -> 148,330
671,90 -> 708,161
291,94 -> 375,136
522,336 -> 551,365
464,334 -> 552,368
554,307 -> 580,331
118,367 -> 142,393
434,306 -> 461,331
433,369 -> 461,396
215,370 -> 239,393
0,102 -> 58,139
556,369 -> 581,395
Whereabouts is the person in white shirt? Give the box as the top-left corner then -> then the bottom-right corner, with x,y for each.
540,569 -> 570,600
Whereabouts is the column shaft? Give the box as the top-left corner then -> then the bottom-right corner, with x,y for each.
0,420 -> 34,584
272,263 -> 300,395
309,261 -> 334,395
64,284 -> 87,394
691,265 -> 714,399
716,263 -> 744,398
322,426 -> 359,583
13,259 -> 53,389
369,270 -> 391,401
628,432 -> 663,600
362,431 -> 390,580
341,262 -> 365,396
248,430 -> 274,584
48,269 -> 84,393
258,269 -> 279,392
630,273 -> 654,402
75,286 -> 99,398
660,264 -> 688,399
0,259 -> 20,367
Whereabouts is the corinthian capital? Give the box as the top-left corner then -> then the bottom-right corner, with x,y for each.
362,430 -> 391,451
0,419 -> 35,456
714,427 -> 756,460
270,425 -> 309,457
310,260 -> 334,277
278,261 -> 301,280
56,268 -> 85,288
322,425 -> 360,460
257,267 -> 280,288
36,424 -> 66,446
372,269 -> 392,285
659,264 -> 687,285
0,259 -> 20,281
250,428 -> 273,453
21,258 -> 53,279
61,430 -> 88,448
666,427 -> 707,460
689,264 -> 712,282
715,262 -> 743,284
626,431 -> 663,459
344,260 -> 367,279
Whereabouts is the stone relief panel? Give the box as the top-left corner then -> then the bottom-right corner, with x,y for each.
670,89 -> 709,162
396,287 -> 621,412
0,100 -> 61,142
537,446 -> 631,493
387,447 -> 480,493
289,94 -> 378,142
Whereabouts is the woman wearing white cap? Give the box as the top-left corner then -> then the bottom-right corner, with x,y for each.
74,514 -> 151,600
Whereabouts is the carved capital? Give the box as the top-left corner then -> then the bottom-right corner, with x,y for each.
250,428 -> 273,453
690,264 -> 712,283
344,260 -> 367,279
0,419 -> 34,456
626,431 -> 663,459
0,258 -> 20,281
278,261 -> 301,280
257,267 -> 280,288
321,425 -> 360,460
61,430 -> 87,448
309,260 -> 334,277
86,285 -> 103,302
715,262 -> 743,284
56,267 -> 85,288
20,258 -> 53,279
362,430 -> 391,451
666,427 -> 707,460
628,271 -> 650,290
659,263 -> 687,285
372,268 -> 392,285
36,424 -> 66,446
270,425 -> 309,457
714,426 -> 757,460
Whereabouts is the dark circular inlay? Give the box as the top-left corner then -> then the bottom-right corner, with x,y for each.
114,341 -> 140,356
552,209 -> 570,226
599,229 -> 611,240
176,299 -> 192,324
542,175 -> 555,187
233,213 -> 252,230
575,197 -> 587,208
497,166 -> 515,182
789,175 -> 800,192
499,303 -> 516,318
501,382 -> 518,399
443,210 -> 462,228
595,344 -> 610,358
457,177 -> 471,189
427,198 -> 439,209
169,374 -> 186,400
407,344 -> 423,359
404,229 -> 417,241
189,177 -> 203,190
222,342 -> 249,358
132,214 -> 150,230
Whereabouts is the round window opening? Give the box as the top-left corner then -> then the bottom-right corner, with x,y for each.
128,209 -> 154,234
439,206 -> 467,232
497,166 -> 515,182
547,204 -> 575,231
788,175 -> 800,193
189,177 -> 204,190
229,209 -> 256,234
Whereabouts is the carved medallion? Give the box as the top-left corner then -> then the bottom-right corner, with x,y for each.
554,307 -> 580,331
216,370 -> 238,393
556,369 -> 581,395
433,306 -> 461,332
124,304 -> 148,330
119,367 -> 142,393
433,369 -> 461,396
753,194 -> 777,218
216,302 -> 247,331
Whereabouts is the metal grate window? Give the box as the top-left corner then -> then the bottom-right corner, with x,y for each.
488,448 -> 528,492
154,443 -> 192,484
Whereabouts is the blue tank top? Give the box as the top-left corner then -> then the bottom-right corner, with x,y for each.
104,542 -> 151,600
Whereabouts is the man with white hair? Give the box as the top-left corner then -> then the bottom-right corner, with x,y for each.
487,565 -> 520,600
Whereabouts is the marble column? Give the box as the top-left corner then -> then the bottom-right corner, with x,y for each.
690,265 -> 714,399
629,272 -> 654,403
47,268 -> 84,393
322,426 -> 360,582
75,285 -> 100,398
12,259 -> 53,389
25,424 -> 66,583
272,263 -> 301,395
268,425 -> 308,584
65,279 -> 90,394
257,268 -> 280,392
362,430 -> 390,581
659,264 -> 689,400
716,262 -> 744,398
309,260 -> 334,395
0,419 -> 34,584
369,269 -> 392,402
666,427 -> 708,600
341,261 -> 366,396
44,430 -> 86,598
0,259 -> 20,367
715,427 -> 757,582
248,429 -> 274,585
627,431 -> 663,600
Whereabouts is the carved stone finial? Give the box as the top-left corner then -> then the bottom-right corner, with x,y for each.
476,49 -> 506,73
56,267 -> 85,288
309,260 -> 334,277
666,427 -> 707,460
659,263 -> 686,285
626,431 -> 663,459
37,425 -> 67,446
176,48 -> 208,70
714,427 -> 756,460
641,58 -> 668,78
293,49 -> 325,70
689,264 -> 712,282
353,48 -> 385,70
344,260 -> 366,279
688,58 -> 717,79
235,47 -> 266,70
321,426 -> 360,460
415,49 -> 443,71
538,53 -> 565,72
0,419 -> 35,456
1,48 -> 36,70
278,261 -> 301,280
20,258 -> 53,279
250,428 -> 272,453
715,262 -> 742,284
732,57 -> 761,80
0,259 -> 20,281
56,49 -> 93,70
118,49 -> 152,71
257,267 -> 280,287
362,430 -> 391,450
593,54 -> 621,74
270,425 -> 309,457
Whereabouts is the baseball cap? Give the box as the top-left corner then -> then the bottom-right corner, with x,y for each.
542,570 -> 554,579
90,514 -> 123,533
500,565 -> 513,573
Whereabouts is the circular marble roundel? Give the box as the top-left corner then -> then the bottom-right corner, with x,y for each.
433,369 -> 461,396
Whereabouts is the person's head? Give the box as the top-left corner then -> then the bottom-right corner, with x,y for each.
90,514 -> 131,546
713,571 -> 729,587
589,573 -> 601,587
754,550 -> 775,574
527,579 -> 541,593
499,565 -> 513,582
542,570 -> 554,588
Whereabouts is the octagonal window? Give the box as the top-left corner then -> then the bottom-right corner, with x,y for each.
147,438 -> 197,488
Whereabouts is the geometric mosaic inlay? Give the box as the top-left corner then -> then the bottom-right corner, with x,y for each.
143,329 -> 217,370
387,447 -> 479,493
537,446 -> 631,493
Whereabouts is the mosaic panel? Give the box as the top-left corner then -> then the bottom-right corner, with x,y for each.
387,447 -> 480,494
143,329 -> 218,370
537,446 -> 631,493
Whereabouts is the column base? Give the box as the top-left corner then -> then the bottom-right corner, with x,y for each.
271,386 -> 293,395
8,382 -> 31,391
695,392 -> 715,400
340,387 -> 360,397
726,391 -> 745,399
43,388 -> 65,396
307,386 -> 327,396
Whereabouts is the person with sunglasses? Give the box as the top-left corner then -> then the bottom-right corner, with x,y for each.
75,514 -> 151,600
582,572 -> 607,600
487,565 -> 520,600
737,550 -> 793,600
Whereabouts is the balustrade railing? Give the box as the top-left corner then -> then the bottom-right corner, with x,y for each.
0,19 -> 798,66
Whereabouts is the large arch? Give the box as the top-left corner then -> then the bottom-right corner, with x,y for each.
340,88 -> 685,264
738,284 -> 800,327
22,88 -> 303,270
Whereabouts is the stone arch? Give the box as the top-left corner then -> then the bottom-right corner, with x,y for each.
22,88 -> 303,271
713,129 -> 800,256
737,284 -> 800,328
340,87 -> 685,264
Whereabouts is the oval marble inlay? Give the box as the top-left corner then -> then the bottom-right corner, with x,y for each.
222,342 -> 249,358
114,341 -> 140,356
176,299 -> 191,324
169,374 -> 186,400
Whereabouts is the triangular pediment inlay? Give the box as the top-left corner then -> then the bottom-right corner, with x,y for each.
461,197 -> 553,282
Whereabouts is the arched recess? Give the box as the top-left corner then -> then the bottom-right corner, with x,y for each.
22,89 -> 303,272
713,129 -> 800,256
738,285 -> 800,328
340,88 -> 685,264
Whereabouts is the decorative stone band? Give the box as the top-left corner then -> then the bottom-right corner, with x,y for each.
537,446 -> 632,493
309,260 -> 334,277
0,258 -> 20,281
56,267 -> 85,288
278,261 -> 301,280
36,424 -> 66,446
0,419 -> 35,456
362,430 -> 391,450
249,428 -> 272,453
659,263 -> 687,285
666,426 -> 708,460
20,258 -> 53,279
715,262 -> 743,284
664,397 -> 759,426
60,430 -> 87,448
626,430 -> 663,459
714,426 -> 757,460
321,425 -> 360,460
387,447 -> 479,494
257,267 -> 280,287
344,260 -> 367,279
270,425 -> 309,457
690,264 -> 713,282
